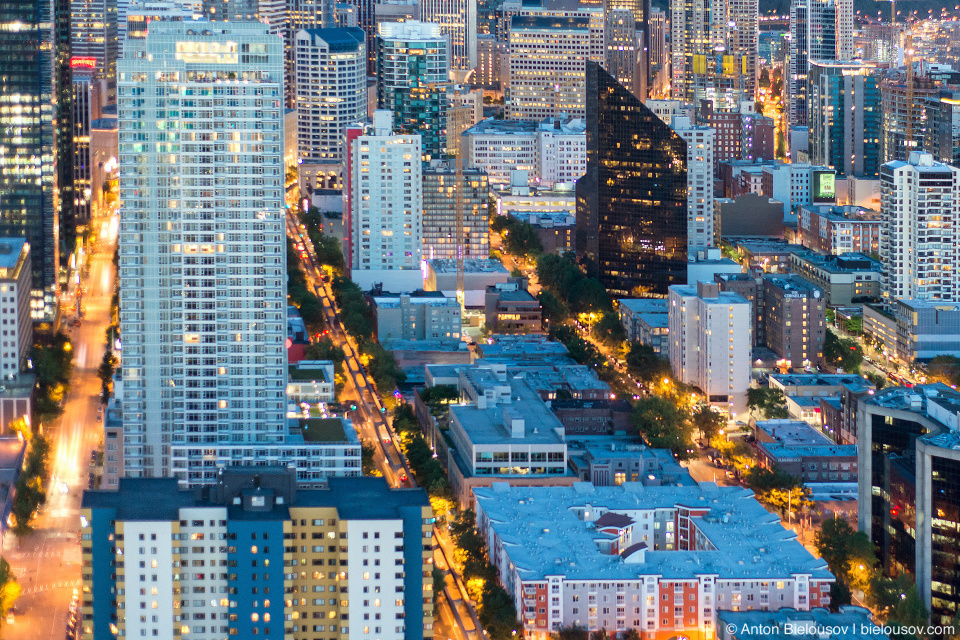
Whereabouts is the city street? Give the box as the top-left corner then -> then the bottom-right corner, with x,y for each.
4,213 -> 117,640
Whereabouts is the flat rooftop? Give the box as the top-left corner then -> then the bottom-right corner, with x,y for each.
760,443 -> 857,459
0,238 -> 27,273
474,482 -> 832,581
288,365 -> 329,382
451,377 -> 566,446
427,258 -> 509,274
296,417 -> 354,444
755,420 -> 833,446
769,373 -> 870,388
618,298 -> 668,314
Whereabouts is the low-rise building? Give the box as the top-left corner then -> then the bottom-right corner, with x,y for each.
551,399 -> 633,436
371,290 -> 462,343
893,298 -> 960,363
768,373 -> 874,398
0,239 -> 32,379
862,304 -> 899,356
473,334 -> 571,363
685,247 -> 743,286
446,376 -> 576,506
788,249 -> 882,306
474,482 -> 834,639
762,275 -> 826,368
509,211 -> 575,254
495,184 -> 576,217
287,360 -> 336,404
718,607 -> 887,640
566,438 -> 695,486
797,205 -> 881,256
729,238 -> 795,273
423,258 -> 510,307
81,471 -> 434,640
484,278 -> 543,334
754,419 -> 833,447
617,298 -> 669,355
755,439 -> 858,483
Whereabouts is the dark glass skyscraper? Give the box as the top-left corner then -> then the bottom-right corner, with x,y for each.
0,1 -> 61,320
576,61 -> 687,298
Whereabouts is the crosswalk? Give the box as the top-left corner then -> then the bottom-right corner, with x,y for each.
21,579 -> 81,596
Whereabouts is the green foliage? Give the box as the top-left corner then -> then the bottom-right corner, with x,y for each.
419,385 -> 459,410
478,580 -> 521,640
0,557 -> 21,630
363,343 -> 406,392
11,435 -> 52,542
536,253 -> 612,315
844,315 -> 863,335
391,404 -> 450,498
590,630 -> 609,640
746,387 -> 790,420
554,625 -> 590,640
927,355 -> 960,387
538,290 -> 569,324
744,466 -> 809,517
550,325 -> 604,368
816,517 -> 880,603
865,372 -> 887,390
30,333 -> 74,424
98,349 -> 118,403
823,330 -> 863,373
592,311 -> 626,347
303,338 -> 346,374
286,237 -> 326,326
490,215 -> 543,260
691,405 -> 725,442
625,342 -> 672,385
869,574 -> 929,634
332,276 -> 375,341
830,579 -> 852,610
631,396 -> 694,459
361,443 -> 378,476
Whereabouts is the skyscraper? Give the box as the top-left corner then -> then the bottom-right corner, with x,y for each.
508,15 -> 591,121
670,0 -> 758,106
419,0 -> 477,71
71,68 -> 105,225
924,90 -> 960,166
604,9 -> 639,96
422,166 -> 490,260
117,23 -> 287,482
285,0 -> 336,106
788,0 -> 854,126
880,76 -> 941,164
672,116 -> 716,252
377,21 -> 450,162
295,27 -> 366,189
576,62 -> 688,297
347,111 -> 424,291
0,2 -> 60,321
808,61 -> 881,178
200,0 -> 258,20
879,152 -> 960,303
648,7 -> 667,68
70,0 -> 119,86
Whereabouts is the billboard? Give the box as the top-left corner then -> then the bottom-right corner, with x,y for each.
813,170 -> 836,202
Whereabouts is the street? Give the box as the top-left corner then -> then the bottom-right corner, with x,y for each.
287,210 -> 480,640
4,213 -> 117,640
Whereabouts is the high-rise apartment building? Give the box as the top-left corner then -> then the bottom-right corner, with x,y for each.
788,0 -> 854,126
295,28 -> 367,191
0,2 -> 60,321
669,282 -> 751,414
285,0 -> 336,106
508,15 -> 591,121
0,240 -> 32,380
71,69 -> 106,225
925,90 -> 960,166
377,21 -> 450,162
576,62 -> 688,297
81,471 -> 435,640
808,61 -> 881,178
670,0 -> 758,106
880,76 -> 941,164
762,274 -> 826,367
880,152 -> 960,303
70,0 -> 119,86
604,8 -> 639,96
116,23 -> 288,483
672,116 -> 716,252
347,111 -> 424,291
422,166 -> 490,260
419,0 -> 477,70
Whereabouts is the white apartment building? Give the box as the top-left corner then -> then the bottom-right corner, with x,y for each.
348,111 -> 424,291
295,27 -> 367,190
0,239 -> 31,380
672,117 -> 716,252
668,281 -> 751,415
880,152 -> 960,303
508,15 -> 591,121
462,117 -> 586,187
760,163 -> 833,219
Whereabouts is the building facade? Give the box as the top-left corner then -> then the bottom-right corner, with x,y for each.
422,166 -> 490,260
419,0 -> 477,70
672,117 -> 716,253
808,61 -> 881,178
788,0 -> 854,126
797,205 -> 881,256
295,28 -> 367,190
372,292 -> 462,342
762,275 -> 826,367
0,1 -> 59,321
80,472 -> 435,640
669,282 -> 752,414
0,240 -> 32,380
577,62 -> 688,298
880,152 -> 960,303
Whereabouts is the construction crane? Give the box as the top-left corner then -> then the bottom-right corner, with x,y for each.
904,31 -> 914,157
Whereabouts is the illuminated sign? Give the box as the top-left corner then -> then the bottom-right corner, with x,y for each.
813,171 -> 835,202
70,57 -> 97,69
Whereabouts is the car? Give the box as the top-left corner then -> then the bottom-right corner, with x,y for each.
399,473 -> 408,483
6,612 -> 12,625
382,436 -> 391,444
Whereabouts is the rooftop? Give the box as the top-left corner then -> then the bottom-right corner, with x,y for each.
288,363 -> 330,382
384,339 -> 471,353
759,442 -> 857,459
450,377 -> 567,446
298,27 -> 366,51
427,258 -> 510,274
729,238 -> 794,254
509,15 -> 591,31
474,482 -> 833,581
618,298 -> 668,314
769,373 -> 871,388
296,417 -> 352,444
464,116 -> 586,137
0,238 -> 28,274
755,420 -> 834,446
790,248 -> 882,273
475,335 -> 570,360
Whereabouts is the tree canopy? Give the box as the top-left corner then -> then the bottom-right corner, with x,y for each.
631,396 -> 694,459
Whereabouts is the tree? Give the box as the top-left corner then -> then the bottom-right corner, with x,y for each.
590,630 -> 609,640
538,290 -> 569,324
625,342 -> 671,385
746,387 -> 790,420
592,311 -> 626,347
0,557 -> 21,632
815,517 -> 878,594
304,338 -> 346,373
691,405 -> 725,443
823,330 -> 863,373
621,630 -> 642,640
555,625 -> 589,640
927,355 -> 960,387
744,466 -> 809,517
865,372 -> 887,390
631,396 -> 693,459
